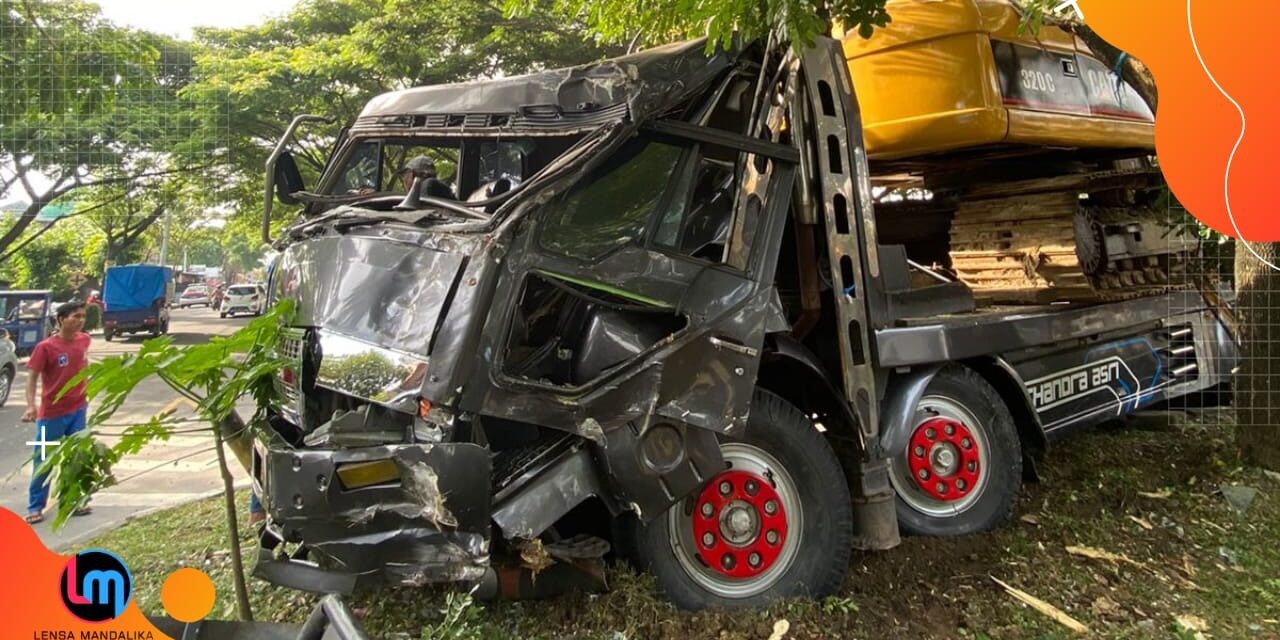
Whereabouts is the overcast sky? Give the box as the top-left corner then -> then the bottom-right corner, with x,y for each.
92,0 -> 299,39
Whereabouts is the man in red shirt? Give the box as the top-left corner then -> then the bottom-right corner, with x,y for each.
21,301 -> 92,524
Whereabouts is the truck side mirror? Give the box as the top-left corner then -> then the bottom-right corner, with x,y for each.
274,152 -> 305,205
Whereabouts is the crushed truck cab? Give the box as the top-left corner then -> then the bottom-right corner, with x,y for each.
250,34 -> 1235,610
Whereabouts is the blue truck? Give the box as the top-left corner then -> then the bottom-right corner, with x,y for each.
102,264 -> 173,341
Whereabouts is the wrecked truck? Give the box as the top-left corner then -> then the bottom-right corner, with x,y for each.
246,37 -> 1236,609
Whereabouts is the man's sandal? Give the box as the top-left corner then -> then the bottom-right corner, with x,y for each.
25,512 -> 44,524
72,506 -> 92,517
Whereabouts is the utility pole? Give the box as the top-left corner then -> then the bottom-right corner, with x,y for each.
159,207 -> 172,267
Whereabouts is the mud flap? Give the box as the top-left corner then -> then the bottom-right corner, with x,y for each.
599,420 -> 724,522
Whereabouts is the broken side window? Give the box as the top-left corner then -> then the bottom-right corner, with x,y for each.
332,140 -> 381,194
650,152 -> 737,264
538,137 -> 682,260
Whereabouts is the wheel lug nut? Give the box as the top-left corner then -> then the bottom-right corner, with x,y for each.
745,480 -> 758,495
962,438 -> 972,449
766,530 -> 779,545
748,552 -> 762,567
945,424 -> 955,435
918,469 -> 929,480
956,479 -> 967,490
914,446 -> 925,457
925,428 -> 936,440
721,554 -> 735,570
763,500 -> 777,515
702,532 -> 715,547
967,462 -> 977,472
719,481 -> 732,495
701,502 -> 714,517
936,482 -> 946,494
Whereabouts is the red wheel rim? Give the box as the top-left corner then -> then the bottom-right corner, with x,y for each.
906,417 -> 981,502
691,470 -> 788,579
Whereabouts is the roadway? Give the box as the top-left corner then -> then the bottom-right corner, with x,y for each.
0,305 -> 256,551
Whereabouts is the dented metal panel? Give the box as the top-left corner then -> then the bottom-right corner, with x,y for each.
358,39 -> 733,128
273,234 -> 465,358
256,38 -> 811,588
256,430 -> 491,588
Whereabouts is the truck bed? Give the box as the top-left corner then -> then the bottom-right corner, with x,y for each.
876,291 -> 1219,368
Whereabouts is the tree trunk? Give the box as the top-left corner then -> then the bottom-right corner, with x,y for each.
1234,241 -> 1280,470
1074,24 -> 1158,113
212,427 -> 254,621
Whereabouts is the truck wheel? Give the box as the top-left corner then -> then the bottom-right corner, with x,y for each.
0,366 -> 14,407
104,329 -> 114,342
889,365 -> 1022,536
635,390 -> 852,610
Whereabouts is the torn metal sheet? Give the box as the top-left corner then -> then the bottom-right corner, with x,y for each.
274,234 -> 465,361
492,446 -> 608,539
255,433 -> 491,590
358,39 -> 733,130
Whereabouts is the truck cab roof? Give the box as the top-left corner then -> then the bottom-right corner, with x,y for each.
355,39 -> 733,134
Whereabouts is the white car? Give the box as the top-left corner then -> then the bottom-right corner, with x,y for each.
178,286 -> 211,308
0,329 -> 18,407
220,284 -> 266,318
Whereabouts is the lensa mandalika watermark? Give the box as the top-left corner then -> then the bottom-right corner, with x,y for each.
30,549 -> 158,639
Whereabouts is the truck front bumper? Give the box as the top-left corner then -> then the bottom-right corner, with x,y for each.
252,428 -> 491,592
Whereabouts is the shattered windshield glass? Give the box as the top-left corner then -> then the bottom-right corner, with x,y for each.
324,137 -> 573,211
329,140 -> 462,197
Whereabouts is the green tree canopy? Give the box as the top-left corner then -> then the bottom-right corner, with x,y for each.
505,0 -> 892,51
0,0 -> 204,258
179,0 -> 623,236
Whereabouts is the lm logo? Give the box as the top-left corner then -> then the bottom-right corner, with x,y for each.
59,549 -> 133,622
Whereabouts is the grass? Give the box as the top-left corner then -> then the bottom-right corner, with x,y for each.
82,408 -> 1280,639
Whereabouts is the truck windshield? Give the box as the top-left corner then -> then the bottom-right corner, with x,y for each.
325,137 -> 561,206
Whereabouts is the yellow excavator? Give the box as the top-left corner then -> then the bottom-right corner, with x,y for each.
842,0 -> 1194,303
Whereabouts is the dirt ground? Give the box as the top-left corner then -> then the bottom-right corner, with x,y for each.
88,407 -> 1280,639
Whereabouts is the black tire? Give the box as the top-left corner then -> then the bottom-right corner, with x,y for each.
104,329 -> 114,342
889,365 -> 1022,536
220,312 -> 228,319
634,389 -> 853,610
0,366 -> 14,408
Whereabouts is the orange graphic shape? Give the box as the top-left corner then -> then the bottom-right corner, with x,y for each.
1081,0 -> 1280,240
161,567 -> 217,623
0,507 -> 174,638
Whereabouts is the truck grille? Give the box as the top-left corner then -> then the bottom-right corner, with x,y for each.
275,329 -> 306,423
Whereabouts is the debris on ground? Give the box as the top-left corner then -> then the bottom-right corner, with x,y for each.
1217,547 -> 1241,567
766,619 -> 791,640
1091,596 -> 1123,618
1138,488 -> 1172,499
990,576 -> 1089,634
1065,545 -> 1142,567
1219,484 -> 1260,515
519,539 -> 555,576
78,407 -> 1280,639
1175,614 -> 1209,640
1128,515 -> 1154,530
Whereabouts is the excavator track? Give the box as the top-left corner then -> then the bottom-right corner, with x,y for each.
946,171 -> 1197,304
